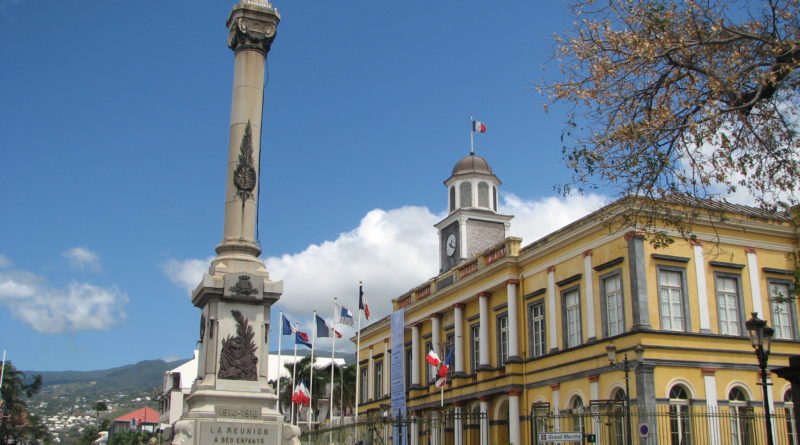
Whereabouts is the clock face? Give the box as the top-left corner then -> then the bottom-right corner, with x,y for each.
446,234 -> 457,257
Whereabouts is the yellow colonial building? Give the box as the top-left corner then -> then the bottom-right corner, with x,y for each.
354,154 -> 799,445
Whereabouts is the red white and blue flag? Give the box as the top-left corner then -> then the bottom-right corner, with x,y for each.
425,349 -> 441,367
472,120 -> 487,133
292,381 -> 310,406
359,285 -> 370,320
335,304 -> 354,327
281,314 -> 295,335
435,349 -> 454,388
295,330 -> 312,349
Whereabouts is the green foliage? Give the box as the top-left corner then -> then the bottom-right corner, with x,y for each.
0,360 -> 45,443
108,429 -> 158,445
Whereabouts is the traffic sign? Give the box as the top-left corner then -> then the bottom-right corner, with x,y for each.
538,432 -> 584,442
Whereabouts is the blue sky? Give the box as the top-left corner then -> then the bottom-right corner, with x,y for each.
0,0 -> 613,371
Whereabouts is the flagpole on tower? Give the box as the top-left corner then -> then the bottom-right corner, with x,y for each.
354,282 -> 363,437
469,115 -> 475,155
329,298 -> 337,429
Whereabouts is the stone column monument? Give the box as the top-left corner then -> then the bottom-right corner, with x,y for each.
168,1 -> 300,444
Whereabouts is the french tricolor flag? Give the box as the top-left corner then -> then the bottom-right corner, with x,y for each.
472,120 -> 486,133
426,350 -> 441,366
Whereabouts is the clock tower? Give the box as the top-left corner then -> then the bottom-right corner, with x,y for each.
435,153 -> 513,273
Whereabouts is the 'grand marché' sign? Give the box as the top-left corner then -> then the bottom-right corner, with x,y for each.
538,432 -> 583,442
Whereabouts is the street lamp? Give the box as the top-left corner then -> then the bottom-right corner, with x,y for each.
606,343 -> 645,445
745,312 -> 775,445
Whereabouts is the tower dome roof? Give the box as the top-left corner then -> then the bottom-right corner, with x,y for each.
451,154 -> 493,176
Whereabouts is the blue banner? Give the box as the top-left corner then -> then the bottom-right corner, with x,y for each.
391,308 -> 407,445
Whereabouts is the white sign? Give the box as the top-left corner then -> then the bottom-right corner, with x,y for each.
538,432 -> 583,442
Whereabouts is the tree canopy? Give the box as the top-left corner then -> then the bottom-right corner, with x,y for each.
0,361 -> 47,443
541,0 -> 800,213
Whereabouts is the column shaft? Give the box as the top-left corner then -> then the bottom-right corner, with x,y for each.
478,295 -> 490,368
454,305 -> 464,374
507,281 -> 520,360
411,325 -> 420,386
508,393 -> 520,445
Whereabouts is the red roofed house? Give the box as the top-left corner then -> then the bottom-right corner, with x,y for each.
109,407 -> 160,435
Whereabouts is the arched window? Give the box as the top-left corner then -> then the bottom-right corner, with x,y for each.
669,384 -> 692,445
459,182 -> 472,208
786,390 -> 797,445
570,396 -> 584,433
729,387 -> 754,445
477,182 -> 489,208
610,389 -> 627,443
449,186 -> 456,212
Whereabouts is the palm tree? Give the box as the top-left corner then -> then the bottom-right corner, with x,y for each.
0,361 -> 43,443
94,400 -> 109,419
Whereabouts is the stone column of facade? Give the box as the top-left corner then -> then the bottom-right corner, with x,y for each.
453,402 -> 464,445
507,389 -> 521,445
583,251 -> 597,340
479,396 -> 490,445
693,241 -> 712,332
547,266 -> 558,351
505,280 -> 521,362
431,313 -> 442,358
626,232 -> 651,330
384,339 -> 390,398
550,383 -> 561,432
478,293 -> 490,370
368,346 -> 374,401
702,368 -> 722,445
745,247 -> 763,315
453,303 -> 465,376
410,410 -> 420,445
588,375 -> 600,439
411,324 -> 421,387
635,364 -> 658,444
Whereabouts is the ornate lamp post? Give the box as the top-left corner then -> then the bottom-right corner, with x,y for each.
745,312 -> 775,445
606,343 -> 645,445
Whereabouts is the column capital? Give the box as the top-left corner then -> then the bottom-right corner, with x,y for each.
549,383 -> 560,391
547,265 -> 556,273
453,401 -> 465,408
506,388 -> 522,396
691,239 -> 704,246
745,246 -> 757,254
476,291 -> 491,299
588,374 -> 599,383
384,338 -> 389,344
701,367 -> 716,376
583,249 -> 593,257
453,303 -> 465,309
429,312 -> 442,319
227,5 -> 280,55
478,395 -> 491,402
504,279 -> 520,286
624,231 -> 646,241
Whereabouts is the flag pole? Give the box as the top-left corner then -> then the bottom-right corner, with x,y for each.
354,282 -> 363,439
291,322 -> 299,425
276,311 -> 284,415
329,298 -> 337,428
308,310 -> 317,431
469,114 -> 474,155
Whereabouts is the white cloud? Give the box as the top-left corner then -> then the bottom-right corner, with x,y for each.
63,247 -> 102,273
0,270 -> 128,334
503,193 -> 607,243
161,194 -> 608,351
0,254 -> 11,269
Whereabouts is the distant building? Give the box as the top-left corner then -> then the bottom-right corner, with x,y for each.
109,407 -> 159,435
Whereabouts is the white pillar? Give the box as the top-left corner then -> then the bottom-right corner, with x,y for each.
368,346 -> 374,401
431,314 -> 442,384
589,376 -> 600,445
506,280 -> 520,360
454,405 -> 464,445
551,384 -> 561,432
383,339 -> 390,398
478,293 -> 490,368
703,369 -> 721,445
746,248 -> 763,315
583,251 -> 596,339
454,304 -> 465,374
479,398 -> 490,445
411,324 -> 420,386
410,412 -> 420,445
547,267 -> 558,351
508,391 -> 521,445
693,242 -> 712,332
431,410 -> 441,445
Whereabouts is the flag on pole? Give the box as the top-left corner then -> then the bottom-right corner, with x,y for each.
292,381 -> 311,406
315,314 -> 331,338
472,120 -> 487,133
333,328 -> 342,338
426,349 -> 441,366
296,330 -> 312,349
359,285 -> 370,320
335,304 -> 355,326
435,349 -> 454,388
282,314 -> 294,335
